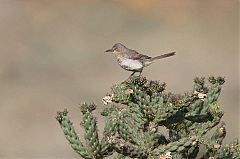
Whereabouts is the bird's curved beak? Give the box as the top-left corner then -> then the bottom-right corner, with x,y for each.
105,48 -> 113,53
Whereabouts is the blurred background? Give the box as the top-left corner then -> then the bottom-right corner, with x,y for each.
0,0 -> 239,158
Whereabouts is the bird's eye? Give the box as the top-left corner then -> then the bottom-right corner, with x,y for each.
113,47 -> 117,51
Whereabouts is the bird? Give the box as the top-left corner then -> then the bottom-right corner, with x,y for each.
105,43 -> 176,77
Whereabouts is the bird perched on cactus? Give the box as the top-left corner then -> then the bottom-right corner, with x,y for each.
105,43 -> 175,77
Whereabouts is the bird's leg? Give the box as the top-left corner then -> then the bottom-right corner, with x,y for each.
131,71 -> 136,76
139,69 -> 143,77
128,71 -> 136,79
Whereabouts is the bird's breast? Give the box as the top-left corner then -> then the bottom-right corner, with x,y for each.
117,57 -> 143,71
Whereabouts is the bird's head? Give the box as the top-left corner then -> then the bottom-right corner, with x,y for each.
105,43 -> 127,54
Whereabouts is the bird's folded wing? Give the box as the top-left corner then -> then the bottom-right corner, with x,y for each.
127,50 -> 151,60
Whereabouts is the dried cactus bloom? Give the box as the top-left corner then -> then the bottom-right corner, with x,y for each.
194,90 -> 207,101
190,135 -> 199,146
125,88 -> 133,95
214,144 -> 221,149
106,135 -> 115,144
102,94 -> 113,105
149,121 -> 157,132
159,152 -> 172,159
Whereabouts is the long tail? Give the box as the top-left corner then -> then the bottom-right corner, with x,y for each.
150,52 -> 176,61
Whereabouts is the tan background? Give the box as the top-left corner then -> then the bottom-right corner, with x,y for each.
0,0 -> 239,158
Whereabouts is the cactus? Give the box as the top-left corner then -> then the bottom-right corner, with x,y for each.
56,76 -> 240,159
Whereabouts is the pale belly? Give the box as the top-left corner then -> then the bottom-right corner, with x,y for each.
118,58 -> 143,71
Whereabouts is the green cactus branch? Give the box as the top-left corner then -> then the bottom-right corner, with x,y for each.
56,109 -> 92,158
56,76 -> 240,159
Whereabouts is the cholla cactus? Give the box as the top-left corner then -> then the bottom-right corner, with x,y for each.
56,76 -> 240,159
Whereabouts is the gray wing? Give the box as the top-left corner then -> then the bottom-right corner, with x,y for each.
127,49 -> 151,61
